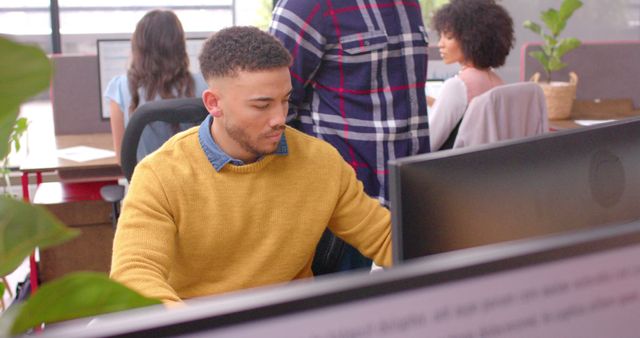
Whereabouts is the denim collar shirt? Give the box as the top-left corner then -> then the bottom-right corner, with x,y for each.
198,115 -> 288,171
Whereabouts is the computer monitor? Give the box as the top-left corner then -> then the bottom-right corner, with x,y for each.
39,220 -> 640,337
425,79 -> 445,100
96,38 -> 206,119
389,117 -> 640,263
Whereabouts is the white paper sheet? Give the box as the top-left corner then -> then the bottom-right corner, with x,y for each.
57,146 -> 115,162
574,119 -> 616,126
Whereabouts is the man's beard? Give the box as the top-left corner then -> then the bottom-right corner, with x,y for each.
224,120 -> 285,159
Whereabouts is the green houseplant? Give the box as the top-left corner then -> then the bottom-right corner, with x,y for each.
0,36 -> 161,337
523,0 -> 583,120
523,0 -> 583,82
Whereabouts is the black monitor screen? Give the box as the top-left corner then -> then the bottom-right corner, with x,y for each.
389,117 -> 640,263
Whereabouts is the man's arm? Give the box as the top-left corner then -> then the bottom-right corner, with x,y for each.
110,161 -> 181,304
327,159 -> 393,267
269,0 -> 325,122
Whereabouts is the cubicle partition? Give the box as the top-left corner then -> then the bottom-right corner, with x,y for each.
50,54 -> 111,135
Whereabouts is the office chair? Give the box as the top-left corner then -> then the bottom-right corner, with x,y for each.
100,98 -> 209,225
453,82 -> 549,148
311,230 -> 348,275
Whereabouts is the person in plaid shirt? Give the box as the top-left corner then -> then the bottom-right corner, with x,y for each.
269,0 -> 430,272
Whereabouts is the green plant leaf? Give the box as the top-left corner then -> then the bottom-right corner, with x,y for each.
14,117 -> 28,131
11,118 -> 28,153
0,107 -> 18,163
0,37 -> 51,159
523,20 -> 542,36
0,302 -> 22,337
526,0 -> 582,80
529,50 -> 550,73
559,0 -> 583,22
0,280 -> 4,297
10,272 -> 162,335
541,9 -> 561,36
0,196 -> 79,276
555,37 -> 581,59
548,57 -> 567,72
543,34 -> 558,49
10,136 -> 19,155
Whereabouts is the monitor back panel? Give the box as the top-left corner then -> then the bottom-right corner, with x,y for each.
390,118 -> 640,262
50,54 -> 111,135
37,221 -> 640,338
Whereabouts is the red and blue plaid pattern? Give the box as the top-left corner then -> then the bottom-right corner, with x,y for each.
270,0 -> 430,206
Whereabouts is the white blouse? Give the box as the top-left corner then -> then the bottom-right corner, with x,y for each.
428,76 -> 468,151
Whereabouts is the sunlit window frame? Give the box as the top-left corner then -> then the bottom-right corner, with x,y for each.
0,2 -> 236,53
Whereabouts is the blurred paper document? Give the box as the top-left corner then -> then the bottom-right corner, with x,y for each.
575,119 -> 616,126
57,146 -> 115,162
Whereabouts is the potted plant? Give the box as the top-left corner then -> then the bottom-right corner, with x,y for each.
524,0 -> 583,120
0,36 -> 161,336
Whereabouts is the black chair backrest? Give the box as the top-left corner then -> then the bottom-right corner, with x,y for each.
120,97 -> 209,181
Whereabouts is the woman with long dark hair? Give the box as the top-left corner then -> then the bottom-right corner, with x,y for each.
104,9 -> 207,161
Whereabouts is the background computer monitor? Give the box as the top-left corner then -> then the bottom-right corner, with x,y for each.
39,221 -> 640,337
389,117 -> 640,263
425,79 -> 445,100
96,38 -> 206,119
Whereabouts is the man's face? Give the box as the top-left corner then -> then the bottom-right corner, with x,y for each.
205,67 -> 292,163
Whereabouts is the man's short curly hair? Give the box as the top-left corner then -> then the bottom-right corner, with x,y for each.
199,26 -> 292,80
432,0 -> 514,69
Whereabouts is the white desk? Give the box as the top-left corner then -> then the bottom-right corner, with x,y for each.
16,101 -> 121,200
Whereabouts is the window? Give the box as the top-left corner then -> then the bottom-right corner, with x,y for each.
0,1 -> 242,53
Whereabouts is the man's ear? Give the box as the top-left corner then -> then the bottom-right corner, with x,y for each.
202,89 -> 223,117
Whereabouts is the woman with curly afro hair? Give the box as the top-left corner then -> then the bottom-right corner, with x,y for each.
427,0 -> 514,151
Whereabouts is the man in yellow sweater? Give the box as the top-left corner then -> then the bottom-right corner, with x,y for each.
110,26 -> 392,304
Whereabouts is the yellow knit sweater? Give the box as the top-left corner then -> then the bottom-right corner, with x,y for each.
110,126 -> 392,303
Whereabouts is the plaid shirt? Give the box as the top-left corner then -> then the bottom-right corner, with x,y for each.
270,0 -> 430,206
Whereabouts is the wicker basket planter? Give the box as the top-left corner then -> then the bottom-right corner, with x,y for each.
531,72 -> 578,120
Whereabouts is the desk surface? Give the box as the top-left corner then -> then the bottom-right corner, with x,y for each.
549,114 -> 640,130
19,133 -> 119,173
15,101 -> 119,175
548,99 -> 640,130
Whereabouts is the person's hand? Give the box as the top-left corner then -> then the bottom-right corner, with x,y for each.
427,95 -> 435,107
